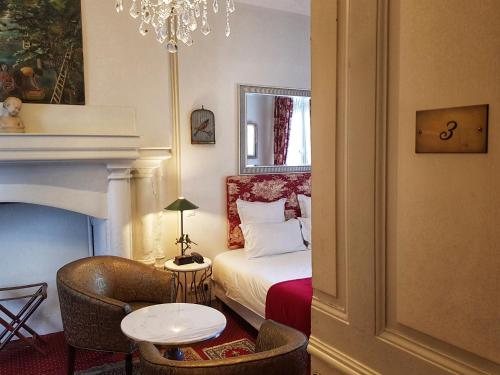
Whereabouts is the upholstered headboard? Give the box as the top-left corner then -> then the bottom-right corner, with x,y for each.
226,173 -> 311,249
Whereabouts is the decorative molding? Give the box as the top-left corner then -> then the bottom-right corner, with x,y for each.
0,133 -> 140,163
107,163 -> 133,180
240,84 -> 310,97
240,165 -> 311,175
168,51 -> 181,243
170,53 -> 182,196
132,148 -> 171,178
311,295 -> 349,324
308,336 -> 381,375
374,0 -> 389,337
377,330 -> 491,375
0,185 -> 107,219
310,0 -> 340,302
138,147 -> 172,160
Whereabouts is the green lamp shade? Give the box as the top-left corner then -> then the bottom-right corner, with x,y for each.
164,197 -> 199,212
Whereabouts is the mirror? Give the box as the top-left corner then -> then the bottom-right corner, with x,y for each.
239,85 -> 311,174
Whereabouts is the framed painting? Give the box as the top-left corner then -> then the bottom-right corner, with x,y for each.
0,0 -> 85,105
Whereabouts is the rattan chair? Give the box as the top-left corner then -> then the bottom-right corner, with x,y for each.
139,320 -> 309,375
57,256 -> 175,375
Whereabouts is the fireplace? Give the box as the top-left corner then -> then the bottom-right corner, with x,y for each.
0,203 -> 92,334
0,105 -> 174,334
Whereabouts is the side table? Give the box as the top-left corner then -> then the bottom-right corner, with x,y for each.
121,303 -> 226,360
164,258 -> 212,305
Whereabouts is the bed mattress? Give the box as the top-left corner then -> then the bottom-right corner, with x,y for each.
212,249 -> 312,317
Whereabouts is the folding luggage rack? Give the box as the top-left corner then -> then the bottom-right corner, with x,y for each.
0,282 -> 48,354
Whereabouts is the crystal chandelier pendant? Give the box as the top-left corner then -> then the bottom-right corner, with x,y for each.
139,21 -> 149,36
227,0 -> 235,13
129,1 -> 140,18
166,40 -> 178,53
201,20 -> 211,36
116,0 -> 235,53
115,0 -> 124,12
189,12 -> 198,32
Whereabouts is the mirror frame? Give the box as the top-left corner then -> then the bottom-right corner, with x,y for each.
239,84 -> 311,175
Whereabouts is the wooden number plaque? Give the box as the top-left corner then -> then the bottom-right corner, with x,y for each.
416,104 -> 489,153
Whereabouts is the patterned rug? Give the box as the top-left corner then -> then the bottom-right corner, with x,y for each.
77,338 -> 255,375
203,338 -> 255,359
0,303 -> 257,375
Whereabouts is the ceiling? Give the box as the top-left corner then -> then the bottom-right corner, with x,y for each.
235,0 -> 310,16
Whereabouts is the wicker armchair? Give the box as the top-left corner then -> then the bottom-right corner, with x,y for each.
139,320 -> 309,375
57,256 -> 175,375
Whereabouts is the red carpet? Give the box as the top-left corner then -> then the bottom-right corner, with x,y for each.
0,303 -> 257,375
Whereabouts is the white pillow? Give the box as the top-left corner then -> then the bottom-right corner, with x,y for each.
298,217 -> 311,249
297,194 -> 311,218
240,219 -> 306,259
236,198 -> 286,224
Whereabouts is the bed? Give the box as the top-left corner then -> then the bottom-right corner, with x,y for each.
212,173 -> 312,336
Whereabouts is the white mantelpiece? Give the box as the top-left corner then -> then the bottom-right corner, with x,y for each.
131,148 -> 172,265
0,133 -> 140,259
0,133 -> 140,162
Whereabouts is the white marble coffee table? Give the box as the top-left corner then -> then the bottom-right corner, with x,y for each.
121,303 -> 226,360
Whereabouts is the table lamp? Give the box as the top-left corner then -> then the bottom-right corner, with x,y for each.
165,197 -> 199,265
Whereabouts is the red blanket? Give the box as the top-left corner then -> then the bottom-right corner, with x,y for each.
265,277 -> 312,337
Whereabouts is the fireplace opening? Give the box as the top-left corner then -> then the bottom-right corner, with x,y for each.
0,203 -> 95,335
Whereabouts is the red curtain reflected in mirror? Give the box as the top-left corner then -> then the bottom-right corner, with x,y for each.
273,97 -> 294,165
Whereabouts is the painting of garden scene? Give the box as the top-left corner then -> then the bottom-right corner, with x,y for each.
0,0 -> 85,105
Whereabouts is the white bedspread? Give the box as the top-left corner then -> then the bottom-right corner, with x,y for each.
212,249 -> 312,318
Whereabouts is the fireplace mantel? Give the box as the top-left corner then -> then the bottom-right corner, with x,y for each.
0,132 -> 144,259
0,133 -> 140,163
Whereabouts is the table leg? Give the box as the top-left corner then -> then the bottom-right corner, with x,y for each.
196,267 -> 212,305
193,271 -> 199,303
183,273 -> 188,303
165,347 -> 184,361
173,273 -> 182,302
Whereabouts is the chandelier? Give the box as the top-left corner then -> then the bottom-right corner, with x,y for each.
115,0 -> 236,53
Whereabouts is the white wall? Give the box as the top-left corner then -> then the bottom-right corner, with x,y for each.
81,0 -> 172,147
178,4 -> 310,259
0,204 -> 90,335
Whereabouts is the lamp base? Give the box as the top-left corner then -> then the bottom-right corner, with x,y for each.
174,255 -> 194,266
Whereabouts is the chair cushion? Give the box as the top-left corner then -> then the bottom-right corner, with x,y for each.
128,301 -> 156,311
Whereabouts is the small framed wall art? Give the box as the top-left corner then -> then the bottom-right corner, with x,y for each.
191,106 -> 215,144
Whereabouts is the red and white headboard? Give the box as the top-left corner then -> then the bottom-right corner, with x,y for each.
226,173 -> 311,249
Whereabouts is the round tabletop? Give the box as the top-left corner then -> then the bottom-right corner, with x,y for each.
121,303 -> 226,346
164,258 -> 212,272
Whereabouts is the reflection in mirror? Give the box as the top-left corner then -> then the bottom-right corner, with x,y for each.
239,85 -> 311,174
247,122 -> 257,160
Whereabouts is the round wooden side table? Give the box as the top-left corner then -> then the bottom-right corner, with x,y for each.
164,258 -> 212,305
